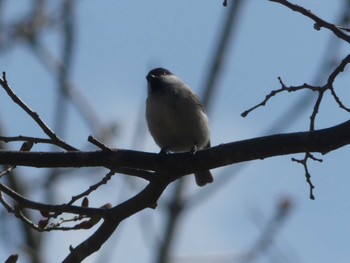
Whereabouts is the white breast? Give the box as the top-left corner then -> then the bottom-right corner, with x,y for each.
146,84 -> 210,152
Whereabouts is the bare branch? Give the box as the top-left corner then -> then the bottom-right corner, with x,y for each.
241,78 -> 320,117
269,0 -> 350,44
88,135 -> 112,151
0,135 -> 71,149
291,153 -> 316,200
63,172 -> 170,263
0,72 -> 77,151
309,91 -> 324,131
0,166 -> 16,179
0,183 -> 106,217
326,54 -> 350,112
327,53 -> 350,84
0,120 -> 350,176
65,170 -> 115,207
242,50 -> 350,198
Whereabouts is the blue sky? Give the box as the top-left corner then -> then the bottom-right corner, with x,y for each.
1,1 -> 350,263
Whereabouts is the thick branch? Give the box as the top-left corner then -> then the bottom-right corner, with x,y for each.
0,120 -> 349,176
60,119 -> 350,262
62,173 -> 169,263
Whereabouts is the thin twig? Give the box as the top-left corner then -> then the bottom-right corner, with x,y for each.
0,182 -> 106,217
326,53 -> 350,112
242,50 -> 350,199
0,135 -> 61,145
0,166 -> 16,179
0,72 -> 77,151
291,153 -> 315,200
0,191 -> 13,212
241,78 -> 320,117
66,170 -> 115,207
327,53 -> 350,84
16,207 -> 91,232
309,91 -> 324,131
88,135 -> 112,151
329,87 -> 350,112
269,0 -> 350,44
307,152 -> 323,163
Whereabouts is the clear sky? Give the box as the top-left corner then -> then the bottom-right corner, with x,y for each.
1,1 -> 350,263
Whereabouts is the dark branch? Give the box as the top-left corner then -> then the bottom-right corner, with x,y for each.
65,170 -> 115,207
63,172 -> 170,263
241,79 -> 320,117
327,54 -> 350,112
269,0 -> 350,43
0,72 -> 77,151
0,183 -> 106,217
291,153 -> 316,199
241,51 -> 350,197
0,120 -> 350,174
0,135 -> 55,145
327,53 -> 350,84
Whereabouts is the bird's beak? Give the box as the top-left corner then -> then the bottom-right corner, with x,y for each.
146,74 -> 155,81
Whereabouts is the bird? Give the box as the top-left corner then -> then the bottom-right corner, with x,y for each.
145,67 -> 213,186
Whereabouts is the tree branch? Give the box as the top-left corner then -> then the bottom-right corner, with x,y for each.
0,182 -> 107,217
269,0 -> 350,44
62,172 -> 170,263
0,120 -> 349,174
60,119 -> 350,262
0,72 -> 77,151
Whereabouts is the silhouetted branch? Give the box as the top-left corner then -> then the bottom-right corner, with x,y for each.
62,172 -> 170,263
0,120 -> 349,173
0,182 -> 106,218
65,170 -> 115,207
291,153 -> 322,199
0,72 -> 77,151
269,0 -> 350,43
1,1 -> 350,262
242,51 -> 350,198
1,118 -> 349,260
242,53 -> 350,120
241,80 -> 320,118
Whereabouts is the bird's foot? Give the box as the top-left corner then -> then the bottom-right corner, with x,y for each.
191,145 -> 198,155
159,148 -> 169,156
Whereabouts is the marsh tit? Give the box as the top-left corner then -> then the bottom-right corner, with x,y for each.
145,67 -> 213,186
